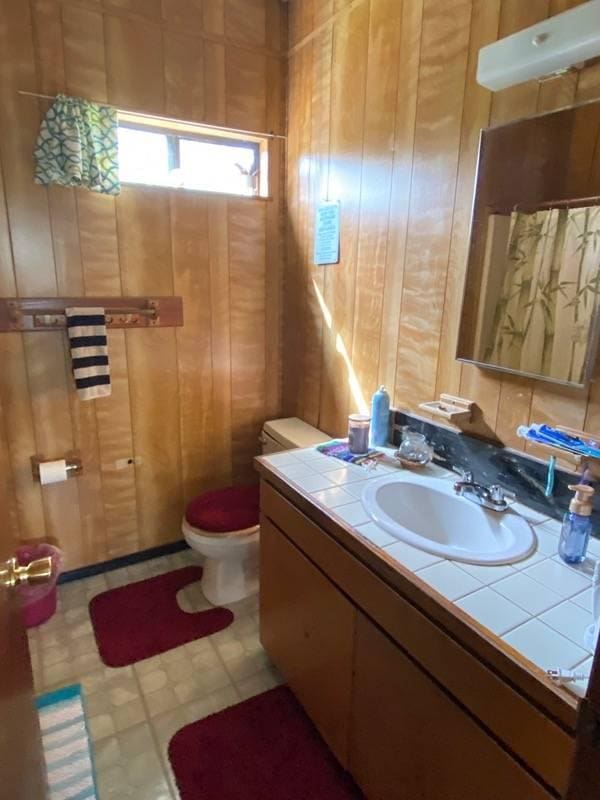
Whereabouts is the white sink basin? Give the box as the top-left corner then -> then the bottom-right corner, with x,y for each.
361,472 -> 536,565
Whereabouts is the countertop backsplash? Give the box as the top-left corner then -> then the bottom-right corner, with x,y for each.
392,410 -> 600,537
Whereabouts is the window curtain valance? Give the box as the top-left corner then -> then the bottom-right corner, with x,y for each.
34,94 -> 120,196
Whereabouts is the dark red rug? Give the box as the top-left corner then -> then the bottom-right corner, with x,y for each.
168,686 -> 364,800
89,566 -> 234,667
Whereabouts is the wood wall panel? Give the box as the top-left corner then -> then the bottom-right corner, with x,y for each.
0,396 -> 20,557
62,5 -> 108,101
394,0 -> 471,409
350,0 -> 403,405
104,15 -> 165,113
171,194 -> 213,500
0,336 -> 47,541
164,32 -> 205,121
284,0 -> 600,450
376,0 -> 423,395
95,330 -> 138,559
162,0 -> 203,30
299,28 -> 332,427
319,0 -> 369,433
229,200 -> 267,484
207,198 -> 234,488
0,0 -> 285,569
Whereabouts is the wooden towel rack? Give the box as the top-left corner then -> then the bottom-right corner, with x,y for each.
0,297 -> 183,331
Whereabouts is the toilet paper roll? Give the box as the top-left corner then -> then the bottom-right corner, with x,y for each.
39,459 -> 69,485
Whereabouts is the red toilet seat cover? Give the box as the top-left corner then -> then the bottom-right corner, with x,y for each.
185,484 -> 260,533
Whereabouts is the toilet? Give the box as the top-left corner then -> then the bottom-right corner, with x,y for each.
182,417 -> 329,605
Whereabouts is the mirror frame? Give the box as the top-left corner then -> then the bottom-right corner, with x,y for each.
456,102 -> 600,390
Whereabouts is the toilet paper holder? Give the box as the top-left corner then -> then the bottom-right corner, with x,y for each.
31,455 -> 83,482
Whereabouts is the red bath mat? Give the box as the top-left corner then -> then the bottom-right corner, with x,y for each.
89,566 -> 234,667
168,686 -> 364,800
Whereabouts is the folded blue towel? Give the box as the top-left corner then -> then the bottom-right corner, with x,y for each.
316,439 -> 379,464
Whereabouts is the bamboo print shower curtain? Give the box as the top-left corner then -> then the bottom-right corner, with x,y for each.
485,206 -> 600,383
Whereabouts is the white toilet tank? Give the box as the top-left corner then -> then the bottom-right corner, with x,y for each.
260,417 -> 329,454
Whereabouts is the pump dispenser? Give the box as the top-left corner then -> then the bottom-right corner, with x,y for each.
558,483 -> 594,564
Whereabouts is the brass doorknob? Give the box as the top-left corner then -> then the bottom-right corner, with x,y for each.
0,557 -> 52,588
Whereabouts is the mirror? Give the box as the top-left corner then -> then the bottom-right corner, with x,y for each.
457,100 -> 600,388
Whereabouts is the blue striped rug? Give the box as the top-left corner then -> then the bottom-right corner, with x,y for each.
36,684 -> 97,800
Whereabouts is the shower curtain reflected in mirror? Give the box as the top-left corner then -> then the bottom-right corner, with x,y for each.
477,205 -> 600,384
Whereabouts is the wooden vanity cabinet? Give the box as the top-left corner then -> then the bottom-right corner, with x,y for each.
259,517 -> 356,765
350,613 -> 553,800
259,482 -> 562,800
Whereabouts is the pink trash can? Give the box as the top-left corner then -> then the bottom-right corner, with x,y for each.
16,544 -> 63,628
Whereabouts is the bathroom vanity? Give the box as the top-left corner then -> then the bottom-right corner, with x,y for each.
255,450 -> 586,800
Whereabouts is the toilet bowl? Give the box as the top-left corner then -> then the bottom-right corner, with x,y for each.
182,517 -> 260,606
182,418 -> 329,606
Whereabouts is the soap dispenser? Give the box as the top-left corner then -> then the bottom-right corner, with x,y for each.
558,484 -> 595,565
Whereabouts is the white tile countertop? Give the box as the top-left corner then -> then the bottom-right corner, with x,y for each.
261,446 -> 598,700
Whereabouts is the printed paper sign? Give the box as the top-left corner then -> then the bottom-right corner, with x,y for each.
314,201 -> 340,265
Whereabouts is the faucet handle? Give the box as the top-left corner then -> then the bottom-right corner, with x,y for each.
488,485 -> 516,505
453,466 -> 473,482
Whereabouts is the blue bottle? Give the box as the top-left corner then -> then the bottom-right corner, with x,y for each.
558,483 -> 595,564
370,385 -> 390,447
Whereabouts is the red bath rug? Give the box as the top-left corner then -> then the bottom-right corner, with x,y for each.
168,686 -> 364,800
89,566 -> 233,667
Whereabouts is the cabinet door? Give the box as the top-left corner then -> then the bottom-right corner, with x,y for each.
564,635 -> 600,799
259,517 -> 356,766
350,613 -> 553,800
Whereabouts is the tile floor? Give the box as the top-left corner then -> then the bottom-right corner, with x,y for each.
28,549 -> 282,800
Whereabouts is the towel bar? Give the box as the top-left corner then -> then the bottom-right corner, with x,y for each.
0,296 -> 183,331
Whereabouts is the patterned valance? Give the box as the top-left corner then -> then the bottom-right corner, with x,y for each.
34,94 -> 120,196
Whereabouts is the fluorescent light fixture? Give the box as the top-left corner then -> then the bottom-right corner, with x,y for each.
477,0 -> 600,91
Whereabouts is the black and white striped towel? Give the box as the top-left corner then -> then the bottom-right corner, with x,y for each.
65,307 -> 111,400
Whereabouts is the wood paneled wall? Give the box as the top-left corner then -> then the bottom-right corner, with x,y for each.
283,0 -> 600,455
0,0 -> 286,568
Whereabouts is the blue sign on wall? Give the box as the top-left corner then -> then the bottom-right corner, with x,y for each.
313,201 -> 340,265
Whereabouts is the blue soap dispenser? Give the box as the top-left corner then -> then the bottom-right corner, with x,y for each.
558,483 -> 595,565
370,385 -> 390,447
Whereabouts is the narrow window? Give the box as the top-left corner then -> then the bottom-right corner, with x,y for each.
117,112 -> 268,198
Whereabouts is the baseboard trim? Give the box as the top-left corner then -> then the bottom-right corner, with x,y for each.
58,540 -> 190,584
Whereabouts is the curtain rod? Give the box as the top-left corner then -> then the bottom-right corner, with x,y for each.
17,89 -> 287,141
489,195 -> 600,214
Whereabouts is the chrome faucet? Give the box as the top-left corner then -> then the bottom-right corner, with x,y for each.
453,470 -> 516,512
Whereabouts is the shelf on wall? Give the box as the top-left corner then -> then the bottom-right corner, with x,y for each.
523,425 -> 600,480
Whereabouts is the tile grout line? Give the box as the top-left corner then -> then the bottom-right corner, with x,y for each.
133,663 -> 179,800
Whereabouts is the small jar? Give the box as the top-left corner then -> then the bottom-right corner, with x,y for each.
348,414 -> 371,455
395,431 -> 432,466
